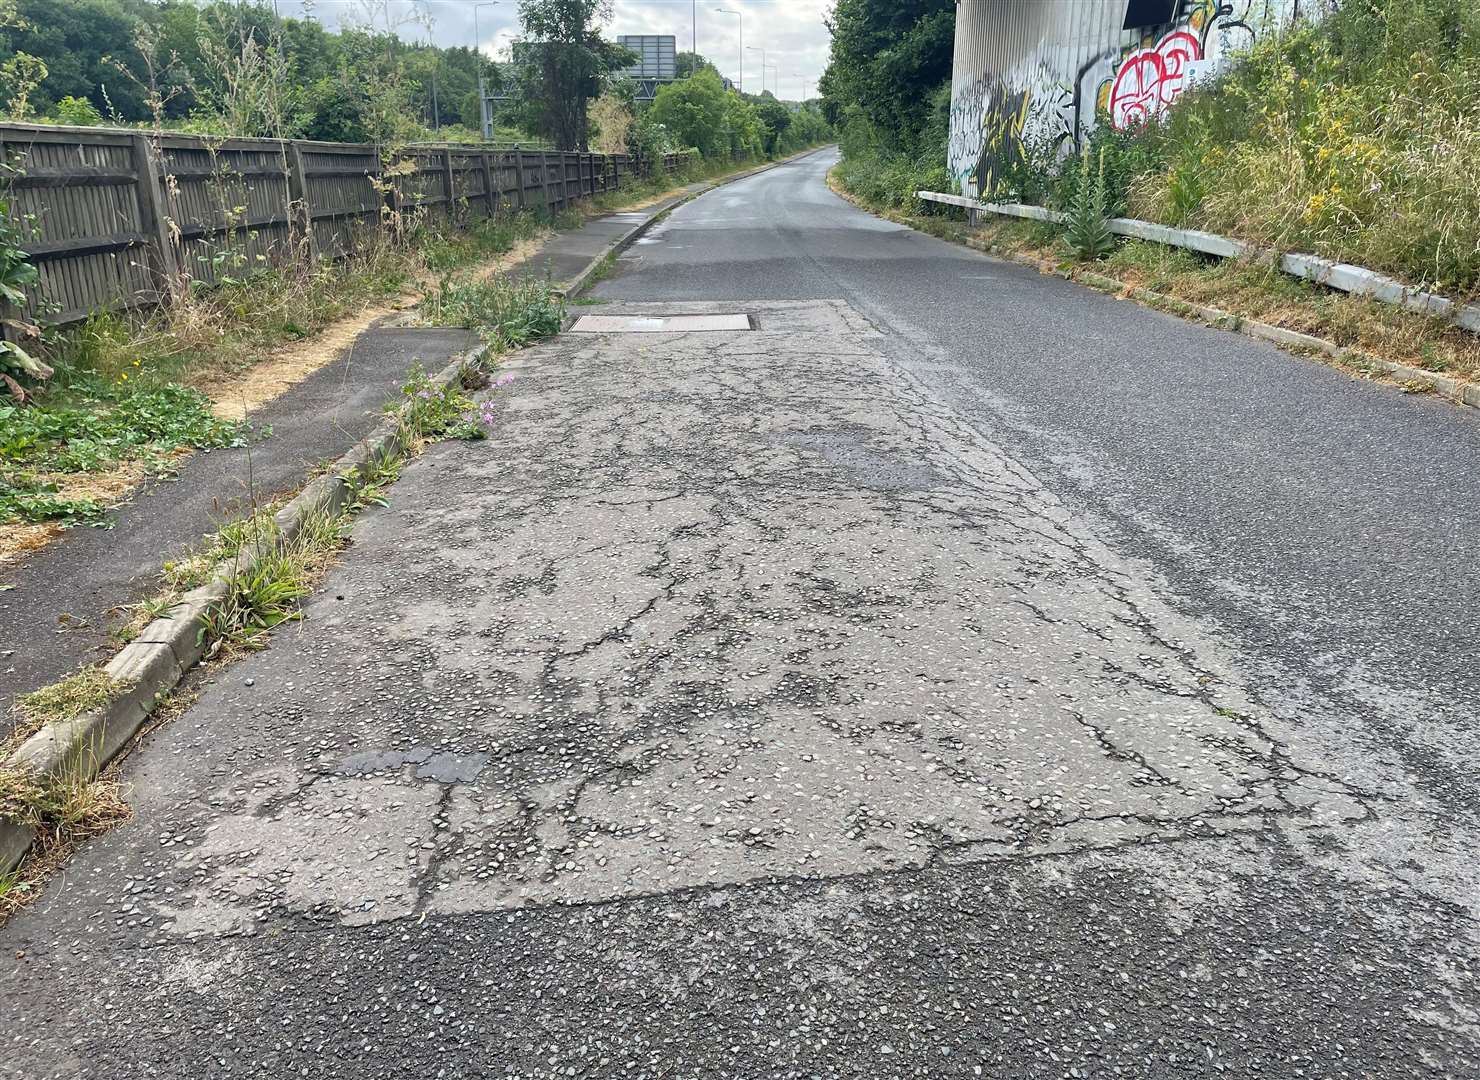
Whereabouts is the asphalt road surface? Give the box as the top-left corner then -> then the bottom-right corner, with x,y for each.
3,150 -> 1478,1079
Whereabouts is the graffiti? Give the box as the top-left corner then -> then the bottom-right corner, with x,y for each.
1107,29 -> 1204,129
973,85 -> 1031,195
948,77 -> 990,189
946,0 -> 1296,197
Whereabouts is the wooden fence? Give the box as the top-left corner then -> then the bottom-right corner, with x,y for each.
0,122 -> 696,327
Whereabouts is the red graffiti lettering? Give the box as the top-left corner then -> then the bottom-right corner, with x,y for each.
1108,30 -> 1203,130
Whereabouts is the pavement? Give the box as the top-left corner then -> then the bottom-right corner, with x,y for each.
0,180 -> 710,719
502,181 -> 710,287
1,155 -> 1478,1078
0,327 -> 477,720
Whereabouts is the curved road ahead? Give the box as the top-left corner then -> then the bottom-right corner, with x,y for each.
4,149 -> 1479,1079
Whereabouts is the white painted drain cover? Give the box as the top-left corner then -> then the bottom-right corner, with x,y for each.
569,313 -> 752,333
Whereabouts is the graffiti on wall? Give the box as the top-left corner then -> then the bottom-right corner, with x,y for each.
975,85 -> 1032,194
948,0 -> 1284,198
1103,2 -> 1259,129
951,62 -> 1078,196
1106,29 -> 1204,129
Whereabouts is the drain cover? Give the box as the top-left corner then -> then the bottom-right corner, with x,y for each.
569,313 -> 752,333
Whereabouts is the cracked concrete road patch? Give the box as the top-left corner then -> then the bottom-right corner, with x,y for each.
2,300 -> 1475,1078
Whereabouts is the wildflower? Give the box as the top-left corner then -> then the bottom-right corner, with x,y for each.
495,372 -> 515,387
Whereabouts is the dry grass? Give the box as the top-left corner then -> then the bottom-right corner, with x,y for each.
6,668 -> 121,755
0,759 -> 132,924
201,297 -> 415,421
0,521 -> 60,566
961,216 -> 1480,382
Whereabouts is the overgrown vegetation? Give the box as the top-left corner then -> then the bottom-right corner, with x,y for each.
421,277 -> 564,353
933,210 -> 1480,381
0,753 -> 130,917
972,0 -> 1480,297
0,207 -> 549,530
821,0 -> 955,215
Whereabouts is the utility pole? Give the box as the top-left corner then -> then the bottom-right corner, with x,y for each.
747,45 -> 765,95
692,0 -> 697,55
714,7 -> 741,92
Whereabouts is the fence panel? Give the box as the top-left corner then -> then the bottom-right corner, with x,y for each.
159,135 -> 294,290
1,126 -> 152,325
0,122 -> 686,329
298,142 -> 381,261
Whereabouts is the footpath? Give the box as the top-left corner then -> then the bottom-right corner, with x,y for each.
0,156 -> 812,718
1,297 -> 1461,1077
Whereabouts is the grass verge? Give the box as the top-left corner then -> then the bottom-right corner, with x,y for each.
830,166 -> 1480,384
0,296 -> 555,919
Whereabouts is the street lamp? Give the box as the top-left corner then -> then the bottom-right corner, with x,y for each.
472,1 -> 501,64
791,72 -> 810,101
746,45 -> 766,95
714,7 -> 741,92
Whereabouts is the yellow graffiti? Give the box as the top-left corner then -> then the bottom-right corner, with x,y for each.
975,88 -> 1032,195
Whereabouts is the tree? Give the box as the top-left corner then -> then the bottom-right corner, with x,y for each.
650,66 -> 728,157
514,0 -> 630,150
674,50 -> 714,79
751,92 -> 791,156
0,0 -> 545,141
819,0 -> 954,151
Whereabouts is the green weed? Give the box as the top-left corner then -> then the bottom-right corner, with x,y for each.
420,277 -> 564,352
1064,150 -> 1115,262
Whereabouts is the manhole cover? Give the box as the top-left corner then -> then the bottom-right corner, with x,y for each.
569,313 -> 753,333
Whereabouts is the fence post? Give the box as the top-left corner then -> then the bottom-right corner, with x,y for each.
513,151 -> 526,211
442,147 -> 456,223
481,151 -> 495,219
542,152 -> 555,213
372,144 -> 391,238
129,132 -> 179,303
285,140 -> 320,263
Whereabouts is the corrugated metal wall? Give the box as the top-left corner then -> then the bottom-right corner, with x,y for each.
948,0 -> 1302,197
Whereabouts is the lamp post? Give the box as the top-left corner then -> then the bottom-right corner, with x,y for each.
747,46 -> 766,95
714,7 -> 741,92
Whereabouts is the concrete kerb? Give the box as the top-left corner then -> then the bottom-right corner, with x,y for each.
558,146 -> 835,303
0,342 -> 484,876
947,230 -> 1480,410
1067,267 -> 1476,407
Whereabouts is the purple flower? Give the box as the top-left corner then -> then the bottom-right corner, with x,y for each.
495,372 -> 515,387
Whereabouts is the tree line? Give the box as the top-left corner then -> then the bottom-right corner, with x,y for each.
0,0 -> 828,159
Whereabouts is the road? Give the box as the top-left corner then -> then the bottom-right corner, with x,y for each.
3,149 -> 1478,1078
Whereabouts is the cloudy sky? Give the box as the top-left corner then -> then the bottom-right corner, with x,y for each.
283,1 -> 833,99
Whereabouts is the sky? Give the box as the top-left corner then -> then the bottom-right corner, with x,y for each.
280,1 -> 833,100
